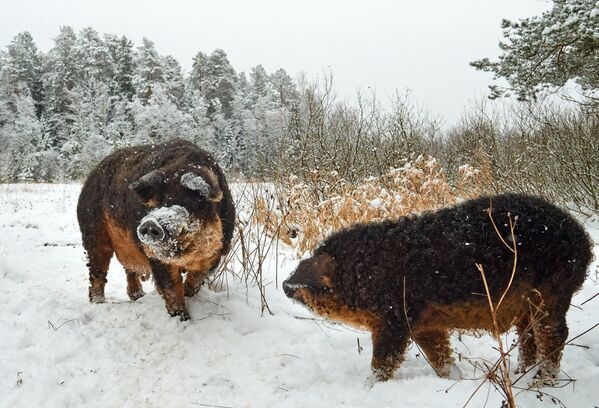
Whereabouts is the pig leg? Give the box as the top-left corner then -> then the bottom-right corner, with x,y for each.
82,227 -> 113,304
184,256 -> 221,297
126,269 -> 145,301
413,329 -> 460,379
183,269 -> 212,297
515,313 -> 537,374
151,261 -> 189,321
532,298 -> 569,381
370,323 -> 409,381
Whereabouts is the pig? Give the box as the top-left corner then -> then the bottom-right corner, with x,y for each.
283,193 -> 592,382
77,138 -> 235,320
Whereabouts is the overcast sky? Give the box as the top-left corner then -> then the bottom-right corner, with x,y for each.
0,0 -> 550,125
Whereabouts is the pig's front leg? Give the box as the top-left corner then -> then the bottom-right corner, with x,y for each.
370,322 -> 409,382
151,260 -> 189,321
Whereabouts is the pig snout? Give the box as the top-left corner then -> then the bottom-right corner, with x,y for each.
282,279 -> 295,298
283,279 -> 309,298
137,219 -> 166,242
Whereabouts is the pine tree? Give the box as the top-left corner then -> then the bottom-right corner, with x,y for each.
134,38 -> 165,102
472,0 -> 599,103
207,49 -> 237,119
0,84 -> 43,180
190,51 -> 209,93
163,55 -> 186,108
43,26 -> 78,147
270,68 -> 299,109
0,32 -> 44,118
105,34 -> 136,100
249,64 -> 271,102
75,27 -> 114,83
189,90 -> 217,150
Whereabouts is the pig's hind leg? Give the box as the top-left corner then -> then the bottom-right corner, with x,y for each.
82,227 -> 114,304
515,312 -> 537,374
413,329 -> 462,379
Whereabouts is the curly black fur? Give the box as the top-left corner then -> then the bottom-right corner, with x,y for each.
318,193 -> 591,317
284,193 -> 592,381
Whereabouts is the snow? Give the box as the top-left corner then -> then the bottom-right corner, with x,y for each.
563,16 -> 580,26
139,205 -> 190,240
542,23 -> 562,35
1,184 -> 598,407
137,204 -> 195,260
180,173 -> 212,198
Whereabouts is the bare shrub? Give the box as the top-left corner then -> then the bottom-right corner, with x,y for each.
209,182 -> 285,315
443,100 -> 599,213
276,75 -> 442,185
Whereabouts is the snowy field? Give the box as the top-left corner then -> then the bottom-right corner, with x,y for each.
1,184 -> 598,408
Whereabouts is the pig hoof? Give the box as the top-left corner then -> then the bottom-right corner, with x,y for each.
532,370 -> 558,387
128,289 -> 145,301
168,308 -> 190,321
89,288 -> 105,303
368,368 -> 391,385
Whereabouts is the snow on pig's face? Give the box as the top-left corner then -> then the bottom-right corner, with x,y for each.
129,167 -> 224,263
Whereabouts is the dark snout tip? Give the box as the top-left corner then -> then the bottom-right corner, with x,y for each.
282,280 -> 296,298
138,219 -> 166,242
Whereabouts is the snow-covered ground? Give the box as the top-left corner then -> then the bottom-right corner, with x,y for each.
1,184 -> 598,408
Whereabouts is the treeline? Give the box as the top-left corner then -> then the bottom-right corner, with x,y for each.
1,27 -> 598,212
0,27 -> 299,180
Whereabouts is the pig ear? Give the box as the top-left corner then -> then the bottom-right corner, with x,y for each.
180,168 -> 223,202
128,170 -> 165,203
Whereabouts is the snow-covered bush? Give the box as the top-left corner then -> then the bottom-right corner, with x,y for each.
256,156 -> 491,256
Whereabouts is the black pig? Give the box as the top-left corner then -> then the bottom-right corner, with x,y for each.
284,194 -> 592,382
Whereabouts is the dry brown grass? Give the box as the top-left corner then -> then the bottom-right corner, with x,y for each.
257,155 -> 492,256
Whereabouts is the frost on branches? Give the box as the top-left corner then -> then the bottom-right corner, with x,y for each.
0,27 -> 298,182
471,0 -> 599,103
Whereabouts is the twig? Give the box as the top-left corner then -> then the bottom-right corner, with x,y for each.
580,291 -> 599,306
47,318 -> 79,331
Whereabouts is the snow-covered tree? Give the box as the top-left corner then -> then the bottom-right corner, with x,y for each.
43,26 -> 78,146
134,38 -> 165,102
162,55 -> 186,108
249,65 -> 272,103
189,91 -> 217,150
0,26 -> 304,181
0,32 -> 44,118
0,84 -> 43,180
472,0 -> 599,103
270,68 -> 299,109
190,51 -> 209,92
105,34 -> 136,100
74,27 -> 114,83
131,83 -> 196,144
192,49 -> 237,119
63,78 -> 114,178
